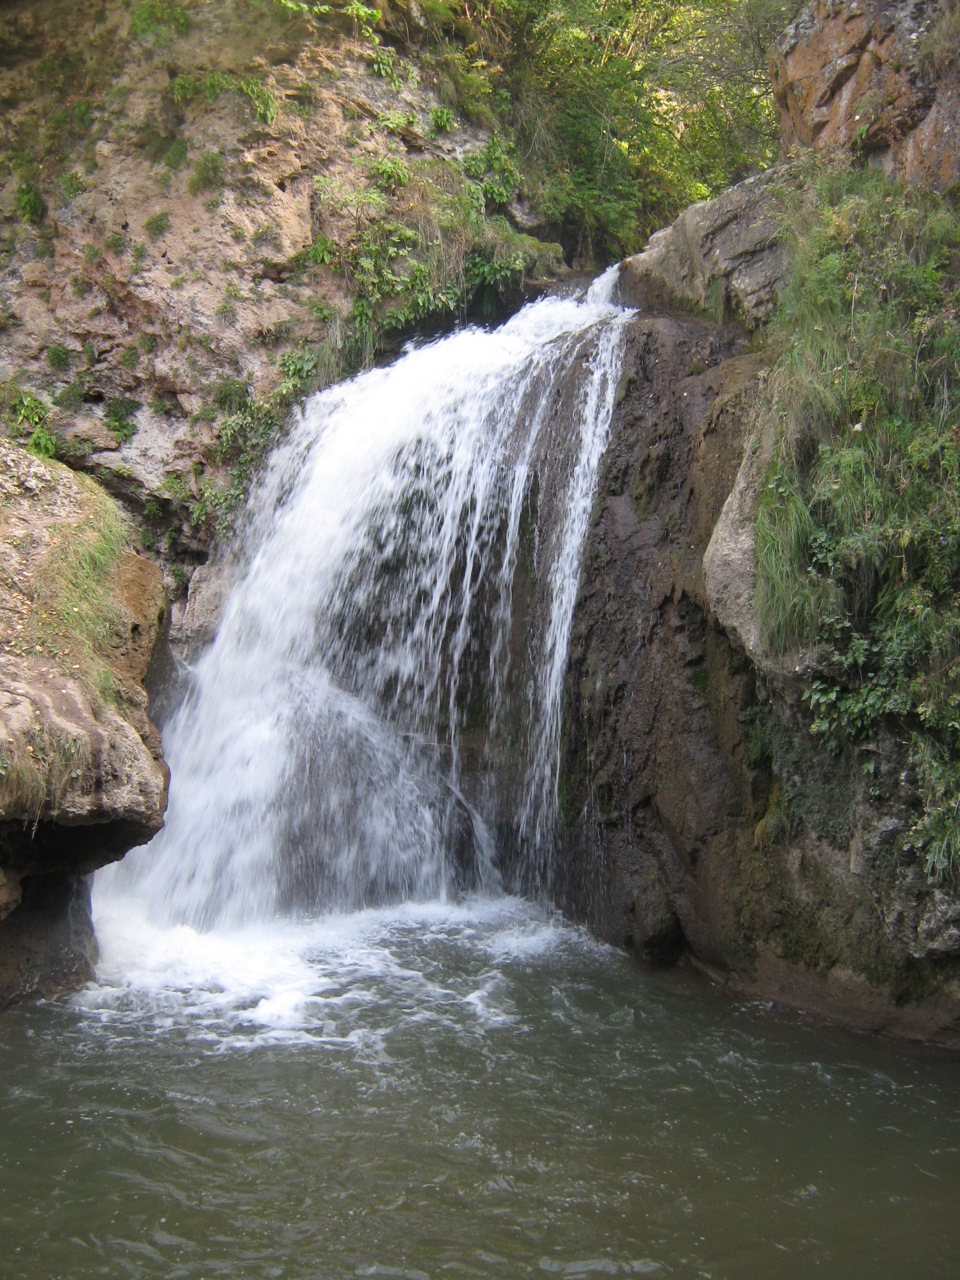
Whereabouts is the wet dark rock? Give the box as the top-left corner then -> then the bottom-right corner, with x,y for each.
558,304 -> 960,1048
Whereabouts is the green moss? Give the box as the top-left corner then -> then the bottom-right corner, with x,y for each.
105,397 -> 139,443
163,138 -> 189,169
130,1 -> 191,41
46,344 -> 70,371
145,211 -> 171,240
188,150 -> 225,196
172,71 -> 277,124
689,665 -> 709,699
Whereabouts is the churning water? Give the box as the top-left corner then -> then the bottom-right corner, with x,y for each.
3,278 -> 960,1280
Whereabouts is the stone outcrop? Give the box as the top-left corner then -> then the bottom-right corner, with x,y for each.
0,0 -> 561,653
619,170 -> 790,329
561,293 -> 960,1047
0,440 -> 168,1004
559,11 -> 960,1042
772,0 -> 960,191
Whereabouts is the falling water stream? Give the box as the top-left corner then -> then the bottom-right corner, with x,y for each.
2,277 -> 960,1279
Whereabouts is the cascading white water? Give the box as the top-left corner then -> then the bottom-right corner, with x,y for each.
105,271 -> 631,927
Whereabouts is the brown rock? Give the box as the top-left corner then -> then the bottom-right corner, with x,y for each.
0,440 -> 168,1006
772,0 -> 960,190
619,170 -> 789,330
562,307 -> 960,1048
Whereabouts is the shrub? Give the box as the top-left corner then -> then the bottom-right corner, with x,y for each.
370,153 -> 410,193
164,138 -> 189,169
130,1 -> 191,41
15,181 -> 44,224
189,150 -> 225,195
56,171 -> 84,203
213,377 -> 249,413
172,71 -> 277,124
27,424 -> 58,458
372,46 -> 403,90
55,381 -> 87,411
429,105 -> 454,133
46,344 -> 71,371
145,211 -> 171,240
105,397 -> 139,442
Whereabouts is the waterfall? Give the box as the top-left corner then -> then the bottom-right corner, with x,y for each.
107,271 -> 631,927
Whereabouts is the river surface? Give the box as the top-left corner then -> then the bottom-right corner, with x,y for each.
2,892 -> 959,1280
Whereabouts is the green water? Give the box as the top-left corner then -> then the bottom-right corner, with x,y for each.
1,896 -> 958,1280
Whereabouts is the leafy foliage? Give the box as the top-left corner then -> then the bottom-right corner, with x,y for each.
130,1 -> 192,41
105,397 -> 140,443
15,181 -> 44,224
172,71 -> 278,124
188,150 -> 226,195
755,158 -> 960,877
145,211 -> 172,240
384,0 -> 795,260
27,423 -> 58,458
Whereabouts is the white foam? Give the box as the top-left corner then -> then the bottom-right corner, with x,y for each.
82,890 -> 591,1051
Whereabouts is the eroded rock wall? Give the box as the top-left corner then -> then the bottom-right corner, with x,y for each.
562,305 -> 960,1044
561,18 -> 960,1042
772,0 -> 960,190
560,294 -> 960,1044
0,0 -> 562,654
0,440 -> 167,1004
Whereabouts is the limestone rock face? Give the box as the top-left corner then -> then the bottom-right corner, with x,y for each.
772,0 -> 960,190
619,171 -> 789,330
0,441 -> 168,1005
0,0 -> 561,642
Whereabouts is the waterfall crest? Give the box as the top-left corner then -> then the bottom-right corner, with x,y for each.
109,272 -> 631,927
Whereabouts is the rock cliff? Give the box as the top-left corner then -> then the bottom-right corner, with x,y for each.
772,0 -> 960,190
0,440 -> 167,1004
0,0 -> 561,649
560,0 -> 960,1046
561,296 -> 960,1045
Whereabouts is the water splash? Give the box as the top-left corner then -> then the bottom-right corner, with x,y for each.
107,273 -> 631,926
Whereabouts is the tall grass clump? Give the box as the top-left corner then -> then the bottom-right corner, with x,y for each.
756,156 -> 960,877
32,475 -> 132,703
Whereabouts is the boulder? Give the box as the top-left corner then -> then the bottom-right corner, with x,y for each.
619,170 -> 789,330
0,441 -> 168,1005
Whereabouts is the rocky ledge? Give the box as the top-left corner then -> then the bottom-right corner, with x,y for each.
0,440 -> 167,1005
